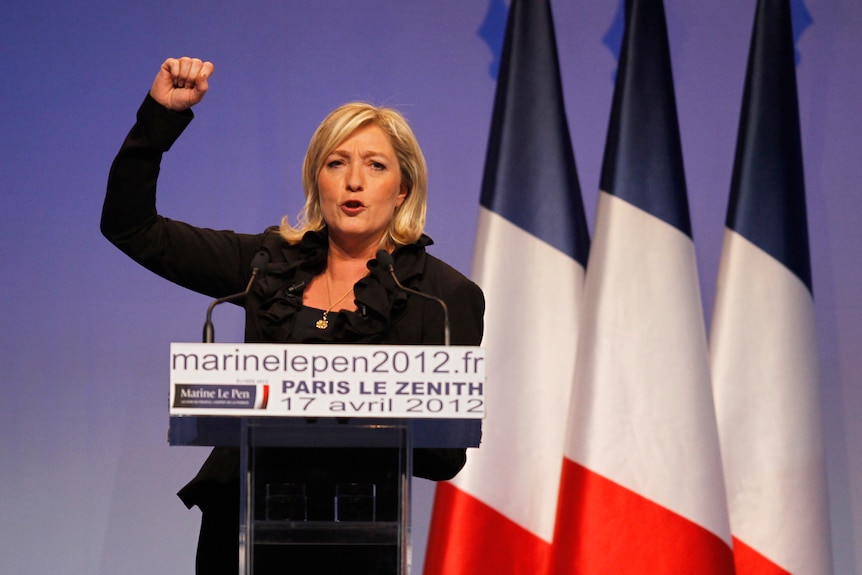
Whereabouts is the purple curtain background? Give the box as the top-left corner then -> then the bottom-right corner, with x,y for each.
2,1 -> 859,572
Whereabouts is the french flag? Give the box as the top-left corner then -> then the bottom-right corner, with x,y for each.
550,1 -> 735,573
423,0 -> 589,573
709,1 -> 833,573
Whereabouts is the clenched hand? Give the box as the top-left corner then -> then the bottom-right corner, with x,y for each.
150,57 -> 214,111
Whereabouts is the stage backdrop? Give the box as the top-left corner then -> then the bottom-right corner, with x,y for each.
1,1 -> 860,573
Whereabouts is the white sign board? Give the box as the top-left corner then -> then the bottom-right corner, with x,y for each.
170,343 -> 485,419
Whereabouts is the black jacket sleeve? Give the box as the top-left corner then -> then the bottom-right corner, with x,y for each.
101,94 -> 260,299
412,256 -> 484,480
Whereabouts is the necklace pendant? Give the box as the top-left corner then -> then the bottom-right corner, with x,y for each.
316,315 -> 329,330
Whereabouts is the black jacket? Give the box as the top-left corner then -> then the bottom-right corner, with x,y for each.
101,95 -> 485,508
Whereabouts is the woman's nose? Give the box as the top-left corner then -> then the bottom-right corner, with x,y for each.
346,163 -> 364,192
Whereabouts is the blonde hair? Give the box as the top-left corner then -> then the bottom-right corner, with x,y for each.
280,102 -> 428,246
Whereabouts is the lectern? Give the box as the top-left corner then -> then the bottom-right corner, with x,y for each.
168,342 -> 485,575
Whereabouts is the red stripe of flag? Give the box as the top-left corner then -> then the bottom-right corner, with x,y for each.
552,459 -> 735,575
731,537 -> 792,575
425,482 -> 552,575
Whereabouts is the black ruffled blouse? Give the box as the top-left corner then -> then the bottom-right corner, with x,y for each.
251,228 -> 418,346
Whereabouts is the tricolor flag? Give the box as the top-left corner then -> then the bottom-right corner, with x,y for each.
423,0 -> 589,573
709,1 -> 833,573
550,0 -> 735,573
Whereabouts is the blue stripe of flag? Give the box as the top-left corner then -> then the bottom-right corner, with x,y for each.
479,0 -> 590,266
726,0 -> 812,292
599,0 -> 692,238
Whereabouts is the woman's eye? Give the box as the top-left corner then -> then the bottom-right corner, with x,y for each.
326,159 -> 344,169
370,161 -> 386,171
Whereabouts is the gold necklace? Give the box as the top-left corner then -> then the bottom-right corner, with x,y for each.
316,272 -> 354,330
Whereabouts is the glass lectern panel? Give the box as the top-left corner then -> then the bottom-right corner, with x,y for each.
239,418 -> 412,575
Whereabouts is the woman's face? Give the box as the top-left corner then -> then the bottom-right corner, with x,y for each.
317,123 -> 407,249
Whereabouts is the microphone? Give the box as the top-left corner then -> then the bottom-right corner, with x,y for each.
202,249 -> 271,343
376,249 -> 450,346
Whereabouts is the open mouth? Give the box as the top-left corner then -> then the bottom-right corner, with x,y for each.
341,200 -> 365,213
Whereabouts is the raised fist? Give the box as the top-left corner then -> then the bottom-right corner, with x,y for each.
150,57 -> 214,111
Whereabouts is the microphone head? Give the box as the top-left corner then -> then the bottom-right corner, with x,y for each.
376,249 -> 395,271
251,249 -> 271,275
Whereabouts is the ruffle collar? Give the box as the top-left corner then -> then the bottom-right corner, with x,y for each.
254,229 -> 432,343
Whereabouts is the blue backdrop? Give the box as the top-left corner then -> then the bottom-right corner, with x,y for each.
2,1 -> 860,572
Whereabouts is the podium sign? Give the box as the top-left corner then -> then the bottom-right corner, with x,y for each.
170,342 -> 485,419
168,342 -> 484,575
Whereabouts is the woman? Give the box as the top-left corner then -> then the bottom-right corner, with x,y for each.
101,57 -> 485,574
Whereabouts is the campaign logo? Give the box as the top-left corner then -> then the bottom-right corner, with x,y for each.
173,384 -> 269,409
